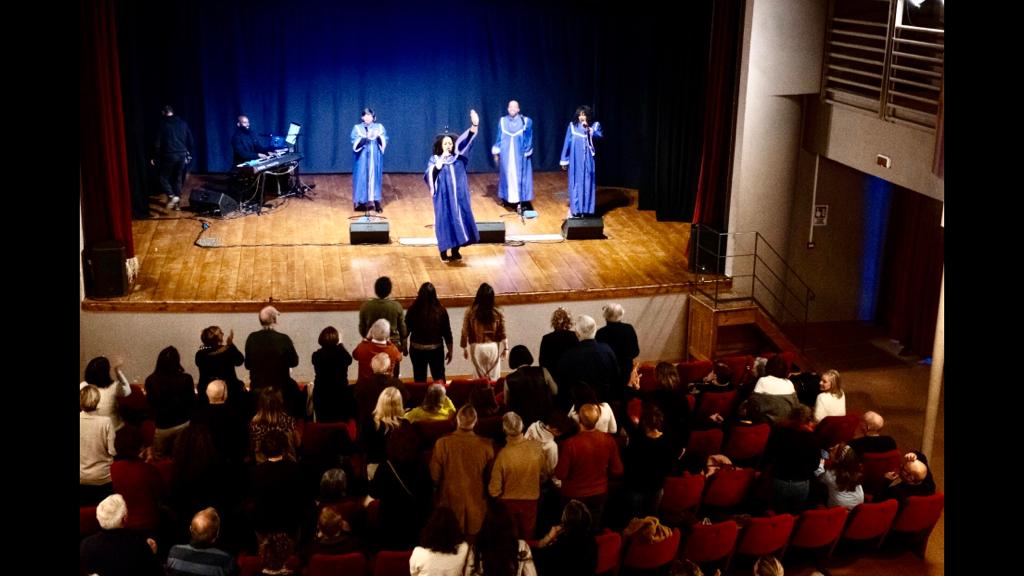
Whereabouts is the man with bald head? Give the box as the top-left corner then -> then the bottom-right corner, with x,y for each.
554,403 -> 623,531
492,99 -> 535,212
194,379 -> 248,465
244,306 -> 299,390
878,450 -> 936,505
847,410 -> 898,455
166,507 -> 237,575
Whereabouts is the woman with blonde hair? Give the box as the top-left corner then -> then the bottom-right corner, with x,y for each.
539,307 -> 578,380
814,369 -> 846,422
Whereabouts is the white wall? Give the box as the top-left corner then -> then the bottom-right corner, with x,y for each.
729,0 -> 827,256
79,294 -> 689,383
809,103 -> 944,202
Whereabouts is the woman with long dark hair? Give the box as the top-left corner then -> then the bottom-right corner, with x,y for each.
426,109 -> 481,262
461,283 -> 508,380
145,346 -> 195,458
410,506 -> 469,575
81,355 -> 133,431
559,105 -> 603,218
406,282 -> 454,383
467,501 -> 537,576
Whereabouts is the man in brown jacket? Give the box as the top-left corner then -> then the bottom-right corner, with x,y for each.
489,411 -> 546,539
430,404 -> 495,536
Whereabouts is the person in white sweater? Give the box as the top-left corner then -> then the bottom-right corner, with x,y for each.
752,355 -> 796,396
410,507 -> 470,576
80,355 -> 133,431
814,369 -> 847,422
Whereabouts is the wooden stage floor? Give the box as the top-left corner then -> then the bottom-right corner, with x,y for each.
83,172 -> 695,312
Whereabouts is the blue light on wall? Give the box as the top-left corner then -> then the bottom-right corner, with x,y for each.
859,176 -> 892,321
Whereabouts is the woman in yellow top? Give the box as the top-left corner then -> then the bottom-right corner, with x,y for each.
461,283 -> 508,380
405,384 -> 457,423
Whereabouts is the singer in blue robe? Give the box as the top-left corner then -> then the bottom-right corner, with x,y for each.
351,108 -> 388,211
491,100 -> 534,208
560,106 -> 603,217
426,110 -> 481,262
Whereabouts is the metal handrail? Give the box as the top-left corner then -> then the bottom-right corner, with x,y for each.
691,227 -> 815,351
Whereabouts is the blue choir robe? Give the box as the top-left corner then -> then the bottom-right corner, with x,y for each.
559,121 -> 603,216
351,122 -> 387,206
490,115 -> 534,203
426,129 -> 480,252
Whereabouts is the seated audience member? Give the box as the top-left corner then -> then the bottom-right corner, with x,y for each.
815,443 -> 864,509
406,383 -> 457,423
813,369 -> 846,422
738,390 -> 799,425
877,450 -> 936,504
410,506 -> 470,576
80,494 -> 162,576
693,362 -> 735,394
258,532 -> 297,575
165,507 -> 236,576
753,356 -> 796,396
847,411 -> 898,455
754,555 -> 785,576
301,507 -> 364,561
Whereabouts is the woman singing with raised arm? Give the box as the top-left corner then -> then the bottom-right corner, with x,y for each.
425,109 -> 481,262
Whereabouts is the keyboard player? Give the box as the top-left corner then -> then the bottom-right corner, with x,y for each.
231,115 -> 270,165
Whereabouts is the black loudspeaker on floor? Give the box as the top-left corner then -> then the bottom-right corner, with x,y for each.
83,241 -> 128,298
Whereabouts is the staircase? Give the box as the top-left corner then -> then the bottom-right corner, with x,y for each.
686,228 -> 815,369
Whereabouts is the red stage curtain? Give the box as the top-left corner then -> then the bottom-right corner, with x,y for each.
80,0 -> 135,258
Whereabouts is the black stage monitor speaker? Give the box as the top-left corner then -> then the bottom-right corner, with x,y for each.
351,221 -> 390,244
82,240 -> 128,298
477,221 -> 506,244
561,217 -> 604,240
189,188 -> 239,216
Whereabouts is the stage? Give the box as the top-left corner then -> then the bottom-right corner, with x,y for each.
82,172 -> 695,312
